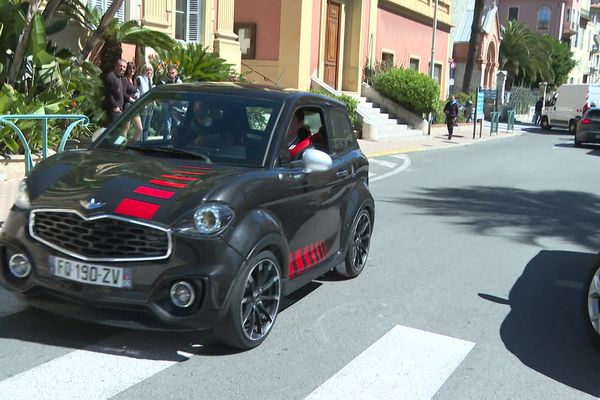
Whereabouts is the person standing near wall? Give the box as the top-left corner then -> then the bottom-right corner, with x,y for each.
103,59 -> 126,127
443,95 -> 459,140
534,97 -> 544,125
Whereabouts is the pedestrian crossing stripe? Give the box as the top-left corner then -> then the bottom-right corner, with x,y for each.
305,325 -> 475,400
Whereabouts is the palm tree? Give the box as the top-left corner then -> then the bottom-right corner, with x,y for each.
499,21 -> 553,89
462,0 -> 485,93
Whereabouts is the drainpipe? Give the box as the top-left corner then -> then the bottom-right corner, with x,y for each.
428,0 -> 439,135
558,1 -> 565,41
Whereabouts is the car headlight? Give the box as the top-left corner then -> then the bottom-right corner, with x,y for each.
175,204 -> 234,236
14,180 -> 30,210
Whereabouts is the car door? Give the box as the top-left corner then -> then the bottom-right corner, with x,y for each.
266,106 -> 343,279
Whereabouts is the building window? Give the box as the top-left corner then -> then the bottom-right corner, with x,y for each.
409,58 -> 420,72
508,7 -> 518,21
175,0 -> 201,42
537,6 -> 551,30
92,0 -> 124,22
428,62 -> 442,85
566,8 -> 570,22
381,51 -> 394,68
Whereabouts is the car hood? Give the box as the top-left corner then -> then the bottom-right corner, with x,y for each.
27,150 -> 246,225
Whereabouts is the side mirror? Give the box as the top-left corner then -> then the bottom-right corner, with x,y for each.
303,148 -> 332,173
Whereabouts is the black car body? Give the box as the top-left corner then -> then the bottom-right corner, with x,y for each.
0,83 -> 374,349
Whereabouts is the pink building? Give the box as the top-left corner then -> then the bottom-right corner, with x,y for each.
234,0 -> 452,97
497,0 -> 580,41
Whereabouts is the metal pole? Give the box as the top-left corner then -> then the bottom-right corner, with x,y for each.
427,0 -> 439,135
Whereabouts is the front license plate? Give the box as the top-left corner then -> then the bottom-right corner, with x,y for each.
49,256 -> 132,288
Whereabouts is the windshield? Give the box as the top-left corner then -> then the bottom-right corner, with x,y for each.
95,91 -> 283,167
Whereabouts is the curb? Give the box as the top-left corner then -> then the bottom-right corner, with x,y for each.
363,131 -> 524,158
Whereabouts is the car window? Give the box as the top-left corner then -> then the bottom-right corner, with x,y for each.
94,92 -> 283,167
329,108 -> 356,154
585,109 -> 600,120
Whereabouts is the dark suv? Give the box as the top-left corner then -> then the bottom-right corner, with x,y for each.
0,83 -> 374,349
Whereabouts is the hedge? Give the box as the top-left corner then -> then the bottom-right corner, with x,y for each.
372,68 -> 440,115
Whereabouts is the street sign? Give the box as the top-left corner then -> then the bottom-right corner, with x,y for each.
476,90 -> 484,116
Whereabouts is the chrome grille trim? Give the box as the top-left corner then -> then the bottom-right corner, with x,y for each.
29,209 -> 173,262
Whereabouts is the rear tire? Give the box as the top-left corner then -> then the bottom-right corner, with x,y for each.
335,208 -> 372,279
583,256 -> 600,351
575,136 -> 583,147
215,250 -> 281,350
540,116 -> 550,130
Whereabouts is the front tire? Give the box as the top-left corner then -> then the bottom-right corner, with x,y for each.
540,116 -> 550,130
215,250 -> 282,350
335,208 -> 372,278
583,257 -> 600,351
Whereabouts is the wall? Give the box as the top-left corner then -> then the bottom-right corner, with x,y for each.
497,0 -> 565,39
234,0 -> 281,60
376,6 -> 450,96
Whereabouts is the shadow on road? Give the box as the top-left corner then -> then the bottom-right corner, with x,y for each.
392,186 -> 600,251
480,250 -> 600,397
0,282 -> 323,361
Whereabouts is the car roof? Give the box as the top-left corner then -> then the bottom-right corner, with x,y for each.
151,81 -> 345,107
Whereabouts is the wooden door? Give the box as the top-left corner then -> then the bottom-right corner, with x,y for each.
324,2 -> 340,88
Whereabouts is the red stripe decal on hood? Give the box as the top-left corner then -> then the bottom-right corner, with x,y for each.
149,179 -> 187,188
115,198 -> 160,219
161,174 -> 198,181
134,186 -> 176,199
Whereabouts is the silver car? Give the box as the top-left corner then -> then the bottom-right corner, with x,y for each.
575,107 -> 600,147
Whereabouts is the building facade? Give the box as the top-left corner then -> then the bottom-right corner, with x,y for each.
235,0 -> 452,96
450,0 -> 501,93
497,0 -> 595,84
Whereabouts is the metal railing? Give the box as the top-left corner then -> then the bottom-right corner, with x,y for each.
240,62 -> 285,87
490,112 -> 500,135
0,114 -> 90,174
507,110 -> 515,132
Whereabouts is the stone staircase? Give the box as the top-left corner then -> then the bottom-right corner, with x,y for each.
356,96 -> 423,140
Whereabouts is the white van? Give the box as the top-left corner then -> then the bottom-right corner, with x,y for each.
541,84 -> 600,133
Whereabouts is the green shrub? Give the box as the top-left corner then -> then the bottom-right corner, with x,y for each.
454,91 -> 474,104
373,67 -> 440,115
311,90 -> 359,127
150,43 -> 234,83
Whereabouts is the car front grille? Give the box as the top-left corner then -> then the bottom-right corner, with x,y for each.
30,210 -> 171,261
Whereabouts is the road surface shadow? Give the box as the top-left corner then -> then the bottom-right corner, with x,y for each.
0,282 -> 323,360
480,250 -> 600,397
393,186 -> 600,251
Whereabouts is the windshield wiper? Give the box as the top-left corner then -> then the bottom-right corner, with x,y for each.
125,144 -> 211,162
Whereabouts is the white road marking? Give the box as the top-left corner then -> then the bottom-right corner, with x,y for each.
0,337 -> 181,400
368,172 -> 376,178
306,325 -> 475,400
369,159 -> 397,168
370,154 -> 411,182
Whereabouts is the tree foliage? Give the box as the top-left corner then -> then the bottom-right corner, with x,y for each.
500,21 -> 576,89
373,67 -> 440,115
150,43 -> 234,83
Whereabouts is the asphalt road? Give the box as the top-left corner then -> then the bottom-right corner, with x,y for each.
1,126 -> 600,399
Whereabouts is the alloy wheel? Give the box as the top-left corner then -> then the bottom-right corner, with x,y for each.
587,266 -> 600,336
240,258 -> 281,341
350,211 -> 371,272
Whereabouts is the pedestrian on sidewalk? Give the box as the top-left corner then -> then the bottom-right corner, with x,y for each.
443,95 -> 459,140
534,97 -> 543,125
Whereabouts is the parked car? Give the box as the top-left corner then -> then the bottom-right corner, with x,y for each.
0,82 -> 374,349
575,107 -> 600,147
541,84 -> 600,133
583,256 -> 600,350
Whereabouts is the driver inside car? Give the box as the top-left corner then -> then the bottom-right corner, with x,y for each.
288,110 -> 313,159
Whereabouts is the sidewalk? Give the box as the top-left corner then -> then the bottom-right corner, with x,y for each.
0,122 -> 522,223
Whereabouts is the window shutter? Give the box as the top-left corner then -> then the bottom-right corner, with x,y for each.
187,0 -> 199,42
